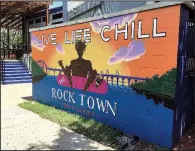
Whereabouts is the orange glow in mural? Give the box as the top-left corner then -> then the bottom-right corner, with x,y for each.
32,5 -> 180,78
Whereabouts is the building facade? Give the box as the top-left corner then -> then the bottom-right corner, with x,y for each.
27,1 -> 159,29
68,1 -> 149,21
27,6 -> 63,29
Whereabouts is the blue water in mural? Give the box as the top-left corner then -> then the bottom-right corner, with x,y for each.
33,75 -> 174,148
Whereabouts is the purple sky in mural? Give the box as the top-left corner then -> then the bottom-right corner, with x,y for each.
90,13 -> 137,33
108,40 -> 146,65
56,44 -> 65,54
31,35 -> 45,51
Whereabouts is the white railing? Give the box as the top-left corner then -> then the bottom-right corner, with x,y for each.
21,53 -> 32,73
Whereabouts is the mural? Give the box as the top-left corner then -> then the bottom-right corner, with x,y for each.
31,5 -> 181,148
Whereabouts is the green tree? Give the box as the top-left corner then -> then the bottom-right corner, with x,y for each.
1,28 -> 23,56
131,68 -> 177,98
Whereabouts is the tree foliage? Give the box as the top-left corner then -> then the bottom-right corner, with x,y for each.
131,68 -> 177,98
32,58 -> 47,83
1,28 -> 23,50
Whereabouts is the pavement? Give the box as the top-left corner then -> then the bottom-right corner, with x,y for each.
1,83 -> 113,150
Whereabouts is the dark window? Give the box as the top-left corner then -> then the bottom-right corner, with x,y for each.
189,9 -> 194,21
52,13 -> 63,20
52,21 -> 63,25
35,18 -> 41,23
28,20 -> 34,25
42,17 -> 46,22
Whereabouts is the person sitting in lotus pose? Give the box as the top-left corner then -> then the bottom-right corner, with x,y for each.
58,40 -> 97,91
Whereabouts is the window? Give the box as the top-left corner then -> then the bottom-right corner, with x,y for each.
52,13 -> 63,20
42,17 -> 46,22
28,20 -> 34,25
35,18 -> 41,23
52,21 -> 63,25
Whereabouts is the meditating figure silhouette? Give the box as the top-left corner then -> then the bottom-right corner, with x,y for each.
58,40 -> 97,91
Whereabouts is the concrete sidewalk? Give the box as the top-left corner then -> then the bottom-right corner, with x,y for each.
1,84 -> 113,150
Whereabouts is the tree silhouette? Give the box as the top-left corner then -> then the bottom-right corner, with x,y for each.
131,68 -> 177,109
32,59 -> 47,83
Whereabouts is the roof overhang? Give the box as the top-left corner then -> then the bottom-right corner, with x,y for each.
0,1 -> 52,30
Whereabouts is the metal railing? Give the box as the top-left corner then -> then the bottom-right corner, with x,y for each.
36,60 -> 146,86
21,53 -> 32,73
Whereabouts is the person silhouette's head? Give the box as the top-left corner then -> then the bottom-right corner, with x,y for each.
75,40 -> 86,58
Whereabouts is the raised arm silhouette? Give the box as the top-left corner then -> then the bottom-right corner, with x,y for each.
58,40 -> 97,91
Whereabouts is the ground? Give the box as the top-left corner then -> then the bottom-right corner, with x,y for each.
134,124 -> 195,150
1,83 -> 113,150
1,83 -> 194,150
173,124 -> 195,150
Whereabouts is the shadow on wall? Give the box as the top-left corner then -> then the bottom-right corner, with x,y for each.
26,128 -> 102,150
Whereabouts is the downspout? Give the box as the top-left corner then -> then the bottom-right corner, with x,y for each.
63,1 -> 68,22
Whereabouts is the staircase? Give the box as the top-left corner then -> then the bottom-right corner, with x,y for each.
2,60 -> 32,84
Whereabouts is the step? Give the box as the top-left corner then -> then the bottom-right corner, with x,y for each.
4,76 -> 32,80
4,79 -> 32,84
4,73 -> 32,77
3,61 -> 21,63
3,59 -> 20,61
4,71 -> 30,74
3,64 -> 23,67
3,63 -> 23,66
3,61 -> 22,64
4,64 -> 24,67
4,67 -> 26,71
2,68 -> 29,72
5,66 -> 26,69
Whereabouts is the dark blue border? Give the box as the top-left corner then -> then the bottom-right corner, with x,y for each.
173,4 -> 190,144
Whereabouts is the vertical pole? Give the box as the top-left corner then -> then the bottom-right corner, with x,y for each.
0,25 -> 2,57
25,16 -> 28,55
25,15 -> 27,56
25,16 -> 29,54
46,2 -> 49,26
193,1 -> 195,124
63,1 -> 68,22
0,1 -> 1,60
0,1 -> 2,83
22,14 -> 25,59
7,28 -> 10,59
3,35 -> 5,59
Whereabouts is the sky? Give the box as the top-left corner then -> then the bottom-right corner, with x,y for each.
49,1 -> 85,12
49,1 -> 62,9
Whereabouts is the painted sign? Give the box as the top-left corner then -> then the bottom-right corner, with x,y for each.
31,5 -> 181,148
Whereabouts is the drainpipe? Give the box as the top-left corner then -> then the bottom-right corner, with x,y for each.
63,1 -> 68,22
